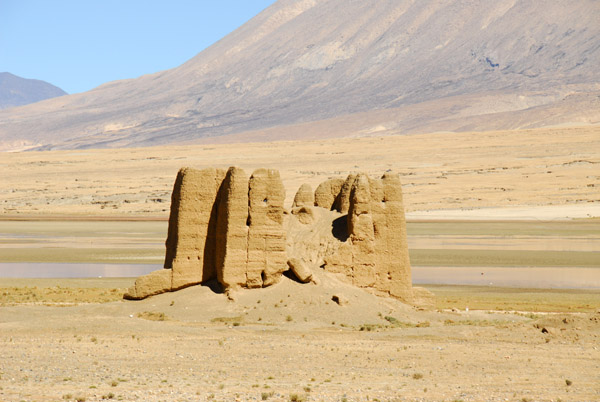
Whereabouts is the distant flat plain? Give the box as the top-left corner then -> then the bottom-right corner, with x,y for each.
1,219 -> 598,273
1,126 -> 598,218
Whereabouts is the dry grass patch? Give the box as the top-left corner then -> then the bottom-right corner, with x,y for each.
136,311 -> 167,321
426,285 -> 600,312
0,285 -> 126,305
210,316 -> 243,326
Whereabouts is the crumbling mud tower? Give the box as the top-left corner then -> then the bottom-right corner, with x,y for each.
319,172 -> 413,303
125,166 -> 286,299
125,167 -> 424,305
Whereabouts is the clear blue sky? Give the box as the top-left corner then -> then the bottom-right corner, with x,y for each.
0,1 -> 276,94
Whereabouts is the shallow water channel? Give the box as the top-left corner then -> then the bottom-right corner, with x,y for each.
0,263 -> 598,289
411,266 -> 600,289
0,263 -> 160,279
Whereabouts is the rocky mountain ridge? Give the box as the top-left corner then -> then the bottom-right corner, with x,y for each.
0,0 -> 598,151
0,72 -> 66,110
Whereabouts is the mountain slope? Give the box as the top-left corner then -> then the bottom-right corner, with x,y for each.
0,72 -> 66,110
0,0 -> 598,151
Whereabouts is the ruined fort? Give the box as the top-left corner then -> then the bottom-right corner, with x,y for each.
125,167 -> 427,305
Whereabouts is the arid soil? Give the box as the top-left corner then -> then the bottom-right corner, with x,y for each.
1,274 -> 599,402
1,126 -> 599,219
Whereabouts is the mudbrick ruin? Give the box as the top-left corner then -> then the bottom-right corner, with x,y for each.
125,167 -> 432,305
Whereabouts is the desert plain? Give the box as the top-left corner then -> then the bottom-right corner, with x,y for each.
1,126 -> 599,402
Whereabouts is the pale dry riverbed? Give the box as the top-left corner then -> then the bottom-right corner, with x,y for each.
1,219 -> 598,288
1,219 -> 598,266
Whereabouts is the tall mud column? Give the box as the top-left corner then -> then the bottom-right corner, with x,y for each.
380,172 -> 412,302
348,174 -> 377,287
165,167 -> 226,290
246,169 -> 287,287
215,167 -> 249,290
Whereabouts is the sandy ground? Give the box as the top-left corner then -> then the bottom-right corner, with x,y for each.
1,126 -> 598,219
1,274 -> 599,402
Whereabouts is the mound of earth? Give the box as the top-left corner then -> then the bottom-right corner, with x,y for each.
126,270 -> 430,328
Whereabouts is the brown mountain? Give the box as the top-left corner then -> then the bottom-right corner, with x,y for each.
0,0 -> 598,151
0,73 -> 66,110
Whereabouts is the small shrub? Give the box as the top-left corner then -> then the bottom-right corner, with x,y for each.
211,316 -> 242,325
413,373 -> 423,380
360,323 -> 384,331
136,311 -> 167,321
289,393 -> 305,402
286,315 -> 293,322
261,391 -> 274,400
384,316 -> 416,328
384,316 -> 399,324
110,380 -> 118,387
565,379 -> 572,386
